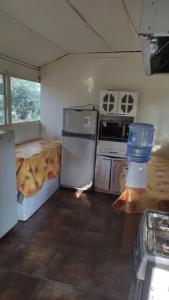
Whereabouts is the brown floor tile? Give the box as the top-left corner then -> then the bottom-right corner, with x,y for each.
31,224 -> 77,249
8,221 -> 44,242
0,189 -> 132,300
45,244 -> 94,289
0,235 -> 20,265
54,210 -> 109,233
31,280 -> 86,300
0,269 -> 39,300
2,243 -> 55,278
89,251 -> 132,300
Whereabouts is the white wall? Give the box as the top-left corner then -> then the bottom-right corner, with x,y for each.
40,53 -> 169,154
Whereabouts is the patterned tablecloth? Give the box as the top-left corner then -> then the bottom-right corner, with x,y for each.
113,156 -> 169,214
16,139 -> 61,198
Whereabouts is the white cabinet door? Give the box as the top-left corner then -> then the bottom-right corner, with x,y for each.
110,159 -> 124,194
99,90 -> 118,115
118,91 -> 138,117
94,156 -> 111,192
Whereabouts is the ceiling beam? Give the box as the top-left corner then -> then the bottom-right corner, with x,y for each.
0,52 -> 39,70
40,53 -> 70,69
66,0 -> 113,52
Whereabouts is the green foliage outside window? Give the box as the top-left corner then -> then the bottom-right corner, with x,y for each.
11,77 -> 40,123
0,75 -> 5,125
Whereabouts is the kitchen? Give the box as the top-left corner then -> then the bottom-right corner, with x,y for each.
0,1 -> 169,300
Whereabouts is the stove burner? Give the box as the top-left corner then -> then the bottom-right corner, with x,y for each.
158,219 -> 169,232
147,214 -> 169,256
162,243 -> 169,254
152,217 -> 169,231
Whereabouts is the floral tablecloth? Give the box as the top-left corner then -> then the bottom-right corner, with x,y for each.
113,156 -> 169,214
16,139 -> 61,198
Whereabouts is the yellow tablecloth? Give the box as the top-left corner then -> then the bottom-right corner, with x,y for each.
16,139 -> 61,198
113,156 -> 169,214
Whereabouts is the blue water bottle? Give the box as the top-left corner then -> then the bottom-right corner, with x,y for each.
127,123 -> 154,163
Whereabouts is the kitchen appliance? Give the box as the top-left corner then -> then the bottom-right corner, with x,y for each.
95,116 -> 133,194
0,130 -> 17,238
140,0 -> 169,75
130,210 -> 169,300
99,90 -> 138,117
60,108 -> 98,189
99,115 -> 133,142
126,123 -> 154,189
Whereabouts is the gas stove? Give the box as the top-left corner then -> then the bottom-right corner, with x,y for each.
130,210 -> 169,300
147,212 -> 169,256
134,210 -> 169,281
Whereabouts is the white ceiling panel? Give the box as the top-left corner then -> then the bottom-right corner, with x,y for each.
0,10 -> 65,67
69,0 -> 141,51
0,0 -> 110,52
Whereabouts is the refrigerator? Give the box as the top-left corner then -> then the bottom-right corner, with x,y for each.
0,130 -> 17,238
60,108 -> 98,189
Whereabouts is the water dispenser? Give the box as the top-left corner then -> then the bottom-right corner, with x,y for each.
126,123 -> 154,188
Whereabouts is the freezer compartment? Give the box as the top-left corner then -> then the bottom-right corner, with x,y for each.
60,136 -> 96,188
63,109 -> 98,135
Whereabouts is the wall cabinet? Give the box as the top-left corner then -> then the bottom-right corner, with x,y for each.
118,91 -> 137,117
94,155 -> 125,194
99,90 -> 118,115
99,90 -> 138,117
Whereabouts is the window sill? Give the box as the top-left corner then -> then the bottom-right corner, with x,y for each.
0,120 -> 40,129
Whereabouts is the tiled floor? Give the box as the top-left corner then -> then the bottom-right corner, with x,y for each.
0,189 -> 133,300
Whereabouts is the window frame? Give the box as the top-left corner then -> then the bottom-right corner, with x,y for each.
0,73 -> 40,127
0,72 -> 8,126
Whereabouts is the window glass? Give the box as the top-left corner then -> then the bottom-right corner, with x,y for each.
11,77 -> 40,123
0,74 -> 5,125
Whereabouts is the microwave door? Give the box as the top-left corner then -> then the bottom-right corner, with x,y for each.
123,124 -> 129,141
99,122 -> 123,141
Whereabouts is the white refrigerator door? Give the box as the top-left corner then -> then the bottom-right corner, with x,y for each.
63,109 -> 98,135
94,156 -> 111,192
0,131 -> 17,238
61,136 -> 96,188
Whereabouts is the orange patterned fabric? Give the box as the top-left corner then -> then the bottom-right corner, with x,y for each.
113,156 -> 169,214
16,139 -> 61,198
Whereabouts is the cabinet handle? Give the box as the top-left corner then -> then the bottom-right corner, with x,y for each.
109,151 -> 118,154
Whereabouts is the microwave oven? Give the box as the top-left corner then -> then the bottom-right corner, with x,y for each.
99,116 -> 134,142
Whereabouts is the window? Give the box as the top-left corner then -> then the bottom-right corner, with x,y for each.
0,74 -> 5,125
11,77 -> 40,123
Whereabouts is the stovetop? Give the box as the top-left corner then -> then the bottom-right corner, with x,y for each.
134,210 -> 169,281
146,211 -> 169,257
